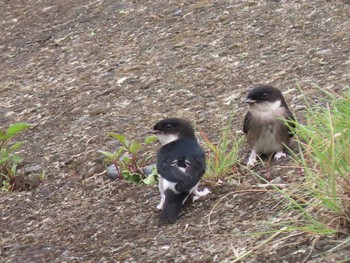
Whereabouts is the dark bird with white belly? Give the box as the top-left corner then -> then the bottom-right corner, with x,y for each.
151,118 -> 210,224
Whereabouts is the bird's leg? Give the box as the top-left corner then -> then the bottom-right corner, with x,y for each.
265,163 -> 271,180
192,188 -> 211,201
157,176 -> 165,210
274,151 -> 287,160
157,194 -> 165,210
247,150 -> 258,166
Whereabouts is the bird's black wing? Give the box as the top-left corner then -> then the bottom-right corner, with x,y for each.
157,140 -> 206,192
243,111 -> 252,134
175,153 -> 206,192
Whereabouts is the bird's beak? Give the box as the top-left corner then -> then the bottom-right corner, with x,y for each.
245,98 -> 256,104
147,129 -> 160,135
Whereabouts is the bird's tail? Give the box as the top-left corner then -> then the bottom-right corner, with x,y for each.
160,189 -> 189,224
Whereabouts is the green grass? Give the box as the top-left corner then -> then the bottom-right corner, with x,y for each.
199,125 -> 244,183
289,87 -> 350,233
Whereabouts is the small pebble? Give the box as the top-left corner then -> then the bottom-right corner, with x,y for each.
106,164 -> 120,181
24,164 -> 42,174
174,9 -> 182,16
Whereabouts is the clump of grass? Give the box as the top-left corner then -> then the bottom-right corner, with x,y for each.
199,126 -> 244,183
291,88 -> 350,233
265,87 -> 350,237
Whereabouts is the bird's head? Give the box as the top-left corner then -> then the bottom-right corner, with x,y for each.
245,85 -> 284,112
151,118 -> 195,146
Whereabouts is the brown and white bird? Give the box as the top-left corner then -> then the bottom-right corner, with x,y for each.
243,85 -> 295,166
151,118 -> 210,224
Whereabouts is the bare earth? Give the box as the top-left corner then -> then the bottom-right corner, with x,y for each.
1,0 -> 350,262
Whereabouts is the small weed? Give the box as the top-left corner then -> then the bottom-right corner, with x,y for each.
0,122 -> 31,191
101,133 -> 158,185
199,127 -> 244,183
38,170 -> 47,183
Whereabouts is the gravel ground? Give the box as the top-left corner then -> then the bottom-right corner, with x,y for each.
1,0 -> 350,262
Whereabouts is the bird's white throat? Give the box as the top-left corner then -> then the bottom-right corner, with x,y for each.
250,99 -> 281,113
156,133 -> 179,146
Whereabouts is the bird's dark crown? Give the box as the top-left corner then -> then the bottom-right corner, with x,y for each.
153,118 -> 195,137
246,85 -> 284,103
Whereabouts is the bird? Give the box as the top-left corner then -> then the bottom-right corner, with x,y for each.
151,117 -> 210,224
243,85 -> 295,166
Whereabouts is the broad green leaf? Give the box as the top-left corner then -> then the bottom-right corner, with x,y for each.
107,133 -> 125,143
142,167 -> 159,185
144,135 -> 157,145
121,171 -> 142,183
129,142 -> 141,154
142,174 -> 155,185
107,133 -> 130,147
9,141 -> 27,153
6,123 -> 31,137
142,174 -> 157,185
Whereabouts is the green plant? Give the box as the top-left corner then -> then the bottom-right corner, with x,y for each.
289,88 -> 350,233
0,122 -> 31,191
199,127 -> 244,182
101,133 -> 158,185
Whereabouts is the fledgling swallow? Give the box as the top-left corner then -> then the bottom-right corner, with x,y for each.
243,85 -> 295,166
151,118 -> 210,224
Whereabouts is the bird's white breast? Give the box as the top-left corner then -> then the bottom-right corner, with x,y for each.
253,125 -> 283,154
156,134 -> 179,146
249,100 -> 286,154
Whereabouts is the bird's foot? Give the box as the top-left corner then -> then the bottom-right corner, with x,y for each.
247,150 -> 258,167
274,151 -> 287,161
247,158 -> 257,167
193,188 -> 211,201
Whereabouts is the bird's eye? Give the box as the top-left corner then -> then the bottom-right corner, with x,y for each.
164,124 -> 173,130
261,92 -> 269,99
